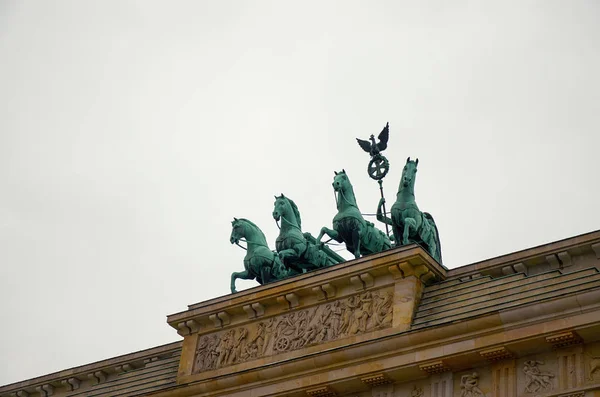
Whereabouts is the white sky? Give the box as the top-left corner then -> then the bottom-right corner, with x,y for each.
1,0 -> 599,386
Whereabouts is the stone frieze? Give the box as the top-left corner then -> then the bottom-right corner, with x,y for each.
193,289 -> 393,373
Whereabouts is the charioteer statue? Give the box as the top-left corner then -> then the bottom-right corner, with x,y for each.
229,121 -> 443,293
376,157 -> 443,264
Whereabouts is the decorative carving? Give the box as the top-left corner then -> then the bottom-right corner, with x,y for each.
420,361 -> 449,375
244,302 -> 266,318
461,373 -> 483,397
192,289 -> 393,373
361,373 -> 391,387
35,385 -> 54,397
410,385 -> 424,397
590,355 -> 600,380
523,360 -> 555,393
306,386 -> 336,397
87,370 -> 106,385
61,377 -> 81,391
313,283 -> 337,300
546,331 -> 582,349
114,364 -> 135,374
480,346 -> 514,362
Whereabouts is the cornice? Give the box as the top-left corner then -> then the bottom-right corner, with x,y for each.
167,245 -> 443,336
149,285 -> 600,397
0,342 -> 181,395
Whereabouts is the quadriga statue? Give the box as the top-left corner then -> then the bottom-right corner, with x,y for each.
229,218 -> 295,293
316,170 -> 391,258
272,194 -> 340,272
377,157 -> 442,264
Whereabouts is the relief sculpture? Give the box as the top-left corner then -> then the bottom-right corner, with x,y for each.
461,373 -> 483,397
193,289 -> 393,373
523,360 -> 555,393
590,356 -> 600,380
411,385 -> 424,397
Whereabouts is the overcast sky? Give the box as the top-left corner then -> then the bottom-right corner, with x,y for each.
1,0 -> 599,386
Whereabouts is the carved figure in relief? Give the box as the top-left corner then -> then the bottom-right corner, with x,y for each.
374,291 -> 393,327
193,290 -> 394,374
340,296 -> 356,334
461,373 -> 483,397
246,321 -> 266,358
327,301 -> 342,339
231,327 -> 248,363
411,385 -> 424,397
589,356 -> 600,380
523,360 -> 554,393
194,334 -> 220,372
215,330 -> 232,367
352,292 -> 370,333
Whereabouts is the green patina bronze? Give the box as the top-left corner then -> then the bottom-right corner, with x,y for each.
230,218 -> 295,293
316,170 -> 392,258
273,194 -> 341,271
357,122 -> 390,181
377,158 -> 443,264
228,122 -> 444,292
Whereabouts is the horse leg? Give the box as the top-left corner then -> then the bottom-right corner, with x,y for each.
278,248 -> 297,263
392,223 -> 401,247
317,227 -> 340,245
230,270 -> 253,293
352,223 -> 363,258
403,218 -> 416,245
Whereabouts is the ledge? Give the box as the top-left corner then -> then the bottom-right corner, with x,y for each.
167,245 -> 444,334
0,342 -> 181,395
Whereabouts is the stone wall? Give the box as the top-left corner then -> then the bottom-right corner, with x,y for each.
342,341 -> 600,397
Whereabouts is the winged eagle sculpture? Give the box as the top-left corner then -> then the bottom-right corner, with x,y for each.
356,122 -> 389,157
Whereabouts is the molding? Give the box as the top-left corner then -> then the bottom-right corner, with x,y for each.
60,377 -> 80,391
419,360 -> 450,374
306,386 -> 336,397
360,373 -> 392,387
0,341 -> 182,396
479,346 -> 514,362
34,385 -> 53,397
87,371 -> 106,385
168,246 -> 445,330
545,331 -> 582,349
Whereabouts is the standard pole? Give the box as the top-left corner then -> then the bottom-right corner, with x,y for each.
377,179 -> 390,237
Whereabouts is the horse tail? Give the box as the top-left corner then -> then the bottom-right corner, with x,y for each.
424,212 -> 443,265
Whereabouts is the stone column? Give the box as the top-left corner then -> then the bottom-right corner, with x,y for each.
491,360 -> 516,397
430,372 -> 453,397
389,261 -> 432,331
392,275 -> 423,330
557,345 -> 584,390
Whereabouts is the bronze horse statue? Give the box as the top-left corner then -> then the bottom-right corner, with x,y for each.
377,158 -> 442,264
317,170 -> 391,258
229,218 -> 294,293
273,194 -> 340,272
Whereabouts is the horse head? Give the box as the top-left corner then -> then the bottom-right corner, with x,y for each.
230,217 -> 244,244
272,194 -> 301,228
401,157 -> 419,189
332,169 -> 351,193
230,217 -> 268,247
